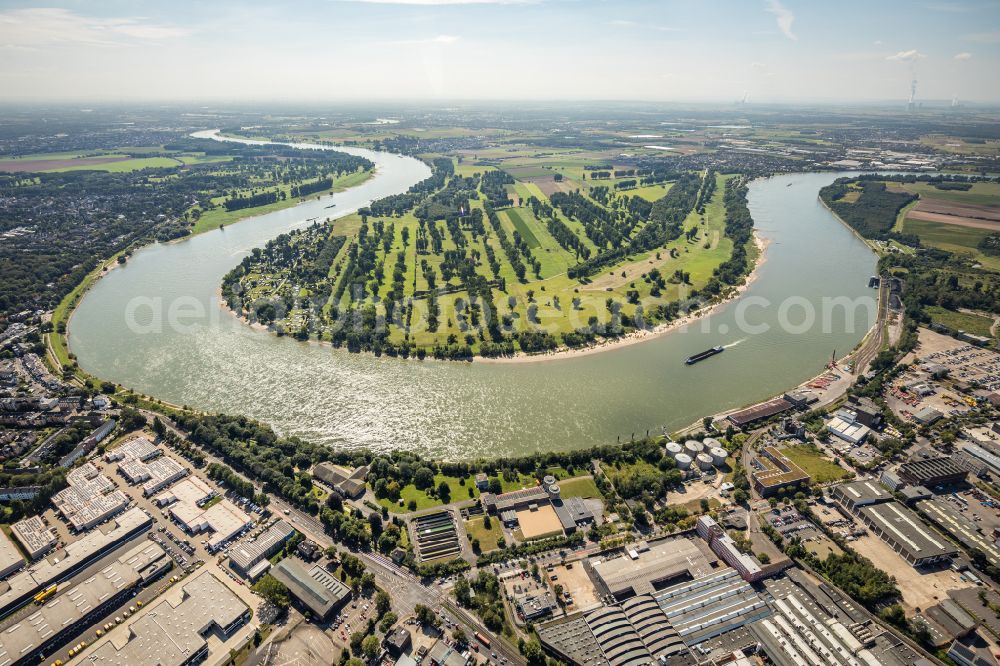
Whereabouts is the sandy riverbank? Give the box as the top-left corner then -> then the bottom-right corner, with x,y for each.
479,231 -> 771,364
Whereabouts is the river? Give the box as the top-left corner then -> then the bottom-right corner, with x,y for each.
68,132 -> 876,459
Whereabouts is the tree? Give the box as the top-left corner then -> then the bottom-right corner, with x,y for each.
375,589 -> 391,617
252,575 -> 290,610
414,467 -> 435,490
378,611 -> 398,633
415,604 -> 438,627
438,480 -> 451,502
453,627 -> 468,647
361,635 -> 381,660
522,639 -> 546,666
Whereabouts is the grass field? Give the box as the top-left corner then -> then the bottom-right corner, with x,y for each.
557,476 -> 602,499
190,169 -> 372,235
504,208 -> 540,248
465,517 -> 503,552
781,445 -> 850,483
49,156 -> 181,172
377,473 -> 479,514
925,306 -> 995,339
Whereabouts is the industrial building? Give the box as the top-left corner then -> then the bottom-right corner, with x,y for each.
228,519 -> 296,580
0,541 -> 170,666
960,443 -> 1000,477
117,455 -> 188,496
83,571 -> 251,666
589,537 -> 713,600
0,532 -> 23,581
830,479 -> 892,512
52,463 -> 130,531
749,447 -> 810,497
515,589 -> 557,622
726,398 -> 793,428
695,516 -> 765,582
916,498 -> 1000,567
857,501 -> 957,567
481,478 -> 594,539
103,436 -> 159,464
0,507 -> 151,619
153,475 -> 214,507
9,516 -> 56,560
826,410 -> 872,445
170,498 -> 253,552
426,638 -> 471,666
897,456 -> 967,487
655,569 -> 770,646
269,558 -> 350,621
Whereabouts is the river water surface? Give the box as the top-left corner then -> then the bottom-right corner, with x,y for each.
68,133 -> 876,458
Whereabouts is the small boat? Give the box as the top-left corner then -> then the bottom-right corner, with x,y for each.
685,346 -> 724,365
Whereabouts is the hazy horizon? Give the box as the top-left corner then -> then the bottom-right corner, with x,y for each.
1,0 -> 998,104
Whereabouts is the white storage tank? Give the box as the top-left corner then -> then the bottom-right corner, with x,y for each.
548,484 -> 561,498
696,453 -> 714,471
703,437 -> 722,450
543,475 -> 557,486
675,453 -> 692,470
665,442 -> 684,458
709,447 -> 728,466
684,440 -> 704,456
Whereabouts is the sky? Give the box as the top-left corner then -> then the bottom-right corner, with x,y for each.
0,0 -> 998,104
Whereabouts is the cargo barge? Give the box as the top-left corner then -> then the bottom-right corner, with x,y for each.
685,345 -> 724,365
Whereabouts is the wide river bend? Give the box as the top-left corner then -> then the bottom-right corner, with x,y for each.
69,132 -> 876,459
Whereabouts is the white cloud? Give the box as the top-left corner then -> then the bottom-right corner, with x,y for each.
750,61 -> 767,68
765,0 -> 797,41
0,8 -> 187,48
954,51 -> 973,60
341,0 -> 534,4
886,49 -> 926,62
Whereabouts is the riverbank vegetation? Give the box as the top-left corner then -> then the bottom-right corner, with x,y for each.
222,150 -> 759,358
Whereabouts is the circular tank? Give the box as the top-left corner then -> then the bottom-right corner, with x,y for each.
543,475 -> 556,486
709,447 -> 728,465
703,437 -> 722,450
684,440 -> 704,455
665,442 -> 684,458
548,484 -> 561,497
696,453 -> 714,470
675,453 -> 692,469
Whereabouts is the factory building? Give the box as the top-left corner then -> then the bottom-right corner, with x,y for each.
830,479 -> 892,512
228,519 -> 296,580
916,498 -> 1000,568
311,463 -> 369,499
0,541 -> 170,666
857,501 -> 957,567
170,498 -> 253,553
696,516 -> 765,582
84,571 -> 251,666
750,447 -> 810,497
103,435 -> 159,463
270,558 -> 351,621
588,537 -> 713,600
897,456 -> 967,487
52,463 -> 130,531
0,507 -> 151,619
960,443 -> 1000,478
654,569 -> 770,645
9,516 -> 56,560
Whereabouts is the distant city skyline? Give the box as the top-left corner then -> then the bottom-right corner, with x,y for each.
0,0 -> 998,103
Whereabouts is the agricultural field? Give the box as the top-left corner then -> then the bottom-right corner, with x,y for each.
924,306 -> 996,340
0,146 -> 235,173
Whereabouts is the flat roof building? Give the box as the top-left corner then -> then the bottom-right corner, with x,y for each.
153,475 -> 214,507
82,571 -> 251,666
269,558 -> 350,621
898,457 -> 967,487
917,498 -> 1000,568
118,455 -> 188,496
0,507 -> 151,619
552,496 -> 596,533
695,517 -> 765,583
171,499 -> 252,552
9,516 -> 56,561
52,463 -> 129,531
857,501 -> 957,567
589,537 -> 712,600
750,447 -> 810,497
830,479 -> 892,512
960,443 -> 1000,477
727,398 -> 793,429
654,569 -> 770,646
228,520 -> 296,579
827,413 -> 871,445
0,532 -> 23,581
103,436 -> 159,463
0,541 -> 170,666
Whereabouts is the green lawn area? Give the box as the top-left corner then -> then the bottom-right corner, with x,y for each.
781,445 -> 850,483
190,169 -> 373,235
630,183 -> 673,202
465,516 -> 502,552
925,306 -> 995,339
377,473 -> 479,513
557,476 -> 602,499
504,208 -> 540,248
